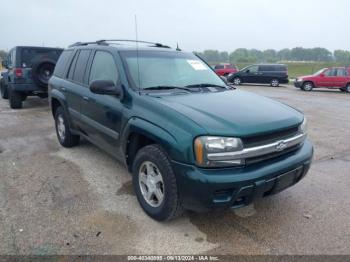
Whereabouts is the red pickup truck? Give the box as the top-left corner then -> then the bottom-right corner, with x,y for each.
294,67 -> 350,92
214,63 -> 238,77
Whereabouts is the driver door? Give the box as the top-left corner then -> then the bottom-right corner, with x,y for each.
79,50 -> 124,157
242,65 -> 259,83
318,68 -> 337,87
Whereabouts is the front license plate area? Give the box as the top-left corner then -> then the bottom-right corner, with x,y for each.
272,167 -> 302,194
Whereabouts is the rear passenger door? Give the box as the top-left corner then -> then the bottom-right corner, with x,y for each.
79,50 -> 124,157
335,68 -> 348,87
64,49 -> 92,127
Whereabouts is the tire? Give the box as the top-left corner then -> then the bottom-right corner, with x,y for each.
54,107 -> 80,147
9,90 -> 23,109
270,79 -> 279,87
132,144 -> 183,221
233,77 -> 242,85
0,79 -> 8,99
343,83 -> 350,93
339,88 -> 346,92
31,60 -> 56,88
302,82 -> 314,91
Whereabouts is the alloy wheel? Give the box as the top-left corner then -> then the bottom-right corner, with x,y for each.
138,161 -> 164,207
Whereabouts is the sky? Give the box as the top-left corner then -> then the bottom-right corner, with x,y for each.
1,0 -> 349,52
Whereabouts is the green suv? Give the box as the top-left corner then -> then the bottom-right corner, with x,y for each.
49,40 -> 313,221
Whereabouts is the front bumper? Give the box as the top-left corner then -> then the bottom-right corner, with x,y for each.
294,81 -> 303,88
172,140 -> 313,212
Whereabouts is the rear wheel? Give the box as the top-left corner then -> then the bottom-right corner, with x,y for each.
132,144 -> 183,221
270,79 -> 279,87
233,77 -> 242,85
302,82 -> 314,91
54,107 -> 80,147
0,79 -> 8,99
9,90 -> 23,109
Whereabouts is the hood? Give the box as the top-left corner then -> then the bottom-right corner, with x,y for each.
156,90 -> 303,137
298,75 -> 314,79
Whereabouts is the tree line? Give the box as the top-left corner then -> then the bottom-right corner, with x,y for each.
195,47 -> 350,65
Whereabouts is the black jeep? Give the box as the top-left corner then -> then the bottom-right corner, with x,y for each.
0,46 -> 63,109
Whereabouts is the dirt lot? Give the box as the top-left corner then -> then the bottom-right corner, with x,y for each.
0,85 -> 349,255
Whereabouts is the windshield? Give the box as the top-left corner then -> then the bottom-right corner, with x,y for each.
120,50 -> 225,90
313,68 -> 326,76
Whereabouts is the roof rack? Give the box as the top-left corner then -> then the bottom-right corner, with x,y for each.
69,39 -> 171,49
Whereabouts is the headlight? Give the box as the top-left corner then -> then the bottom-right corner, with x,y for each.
194,136 -> 244,167
300,117 -> 307,134
297,78 -> 303,82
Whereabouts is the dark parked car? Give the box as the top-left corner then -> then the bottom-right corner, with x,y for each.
49,40 -> 313,221
294,67 -> 350,92
227,64 -> 289,87
0,46 -> 63,109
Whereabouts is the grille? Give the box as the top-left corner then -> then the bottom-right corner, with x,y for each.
245,144 -> 301,165
241,125 -> 300,148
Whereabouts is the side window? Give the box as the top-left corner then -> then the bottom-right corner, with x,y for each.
72,50 -> 91,84
89,51 -> 118,84
7,50 -> 13,68
248,65 -> 258,73
67,51 -> 79,80
336,68 -> 347,76
214,65 -> 224,70
53,50 -> 73,78
324,68 -> 337,76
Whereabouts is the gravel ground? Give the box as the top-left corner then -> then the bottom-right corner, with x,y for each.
0,84 -> 349,255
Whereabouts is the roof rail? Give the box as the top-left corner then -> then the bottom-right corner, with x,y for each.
68,39 -> 171,49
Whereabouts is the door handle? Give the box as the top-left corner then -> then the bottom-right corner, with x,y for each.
61,87 -> 66,92
83,96 -> 90,101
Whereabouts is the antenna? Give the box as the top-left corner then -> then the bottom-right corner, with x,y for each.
135,15 -> 141,94
176,43 -> 181,51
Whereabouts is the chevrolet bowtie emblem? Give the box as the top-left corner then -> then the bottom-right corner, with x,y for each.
276,141 -> 288,151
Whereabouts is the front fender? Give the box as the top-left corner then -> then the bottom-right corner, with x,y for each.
121,117 -> 188,163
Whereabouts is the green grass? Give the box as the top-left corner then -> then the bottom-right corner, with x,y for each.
235,62 -> 343,79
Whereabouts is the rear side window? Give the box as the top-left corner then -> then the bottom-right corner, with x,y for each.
89,51 -> 119,85
67,51 -> 79,80
53,50 -> 73,78
72,50 -> 91,84
259,65 -> 273,71
20,48 -> 62,67
336,68 -> 347,76
214,65 -> 224,69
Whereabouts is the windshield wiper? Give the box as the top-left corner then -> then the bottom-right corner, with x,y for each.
142,85 -> 197,92
185,83 -> 228,89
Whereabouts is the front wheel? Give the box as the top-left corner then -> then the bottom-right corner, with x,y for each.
233,77 -> 242,85
54,107 -> 80,147
302,82 -> 314,91
132,144 -> 183,221
270,79 -> 279,87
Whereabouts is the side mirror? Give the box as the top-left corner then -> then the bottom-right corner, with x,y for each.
245,69 -> 250,73
89,80 -> 123,97
319,73 -> 325,77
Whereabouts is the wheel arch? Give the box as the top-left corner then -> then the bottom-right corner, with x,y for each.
121,117 -> 180,172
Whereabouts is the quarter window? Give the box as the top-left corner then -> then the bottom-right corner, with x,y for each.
54,50 -> 73,78
89,51 -> 118,84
